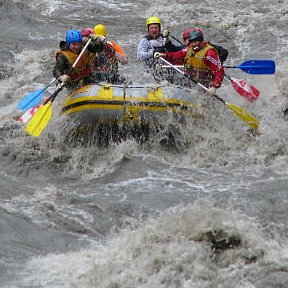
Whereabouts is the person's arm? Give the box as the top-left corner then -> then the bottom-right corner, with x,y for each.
111,41 -> 128,64
115,52 -> 128,64
165,39 -> 183,52
164,48 -> 187,65
209,42 -> 229,64
53,54 -> 69,79
87,37 -> 104,53
137,37 -> 154,61
204,49 -> 224,88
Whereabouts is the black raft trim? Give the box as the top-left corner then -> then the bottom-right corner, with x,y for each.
62,100 -> 190,112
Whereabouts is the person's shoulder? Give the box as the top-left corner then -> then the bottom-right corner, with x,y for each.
207,42 -> 228,63
204,42 -> 216,52
139,35 -> 150,42
111,41 -> 126,55
110,40 -> 120,48
55,41 -> 68,59
55,52 -> 68,64
208,42 -> 226,52
205,47 -> 218,56
104,42 -> 115,53
59,40 -> 68,50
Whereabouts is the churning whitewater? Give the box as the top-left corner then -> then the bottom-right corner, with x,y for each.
0,0 -> 288,287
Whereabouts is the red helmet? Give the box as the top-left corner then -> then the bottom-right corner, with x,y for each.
183,28 -> 194,41
183,27 -> 204,40
81,28 -> 94,37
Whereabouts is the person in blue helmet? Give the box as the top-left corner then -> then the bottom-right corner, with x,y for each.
53,29 -> 105,90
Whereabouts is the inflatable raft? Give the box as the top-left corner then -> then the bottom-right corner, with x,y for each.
61,83 -> 204,127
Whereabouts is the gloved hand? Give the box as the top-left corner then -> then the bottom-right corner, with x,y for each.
90,34 -> 107,44
154,52 -> 166,59
89,34 -> 96,40
59,74 -> 70,83
162,28 -> 171,37
207,86 -> 217,95
153,46 -> 166,53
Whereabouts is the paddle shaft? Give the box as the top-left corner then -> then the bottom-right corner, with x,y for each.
160,57 -> 233,102
166,34 -> 274,75
25,39 -> 92,137
160,57 -> 228,104
159,57 -> 259,129
159,57 -> 212,92
46,38 -> 92,104
161,64 -> 234,96
225,65 -> 241,68
45,78 -> 57,89
170,34 -> 185,47
71,38 -> 91,69
48,83 -> 65,103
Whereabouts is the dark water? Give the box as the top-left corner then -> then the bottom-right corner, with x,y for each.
0,0 -> 288,287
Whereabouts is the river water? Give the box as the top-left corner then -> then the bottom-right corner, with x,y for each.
1,0 -> 288,287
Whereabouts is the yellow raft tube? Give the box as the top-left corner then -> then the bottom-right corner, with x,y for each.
61,83 -> 204,126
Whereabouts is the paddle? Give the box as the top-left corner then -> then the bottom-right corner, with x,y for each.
224,60 -> 275,75
159,57 -> 259,129
169,34 -> 185,47
19,104 -> 43,123
25,38 -> 92,137
160,64 -> 260,102
17,78 -> 57,111
164,34 -> 264,101
169,33 -> 275,75
25,85 -> 64,137
224,75 -> 260,102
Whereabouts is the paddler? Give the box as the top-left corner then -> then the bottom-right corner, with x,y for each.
53,29 -> 104,90
183,29 -> 225,94
137,16 -> 180,66
154,27 -> 229,65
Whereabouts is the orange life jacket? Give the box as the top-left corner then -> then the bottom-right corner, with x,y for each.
55,49 -> 92,81
184,43 -> 216,86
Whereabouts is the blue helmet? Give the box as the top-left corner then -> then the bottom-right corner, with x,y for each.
66,30 -> 82,48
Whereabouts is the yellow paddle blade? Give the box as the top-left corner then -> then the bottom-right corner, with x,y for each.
226,102 -> 259,129
25,102 -> 52,137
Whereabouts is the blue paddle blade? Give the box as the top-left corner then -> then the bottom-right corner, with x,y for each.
17,88 -> 46,111
237,60 -> 276,75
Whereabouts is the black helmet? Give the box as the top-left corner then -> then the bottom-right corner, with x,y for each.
188,30 -> 204,42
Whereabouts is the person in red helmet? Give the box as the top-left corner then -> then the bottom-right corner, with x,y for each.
82,25 -> 125,84
80,27 -> 94,45
91,38 -> 125,84
183,29 -> 225,94
155,27 -> 228,65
